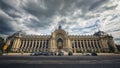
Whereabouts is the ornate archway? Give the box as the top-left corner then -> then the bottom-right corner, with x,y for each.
57,38 -> 63,49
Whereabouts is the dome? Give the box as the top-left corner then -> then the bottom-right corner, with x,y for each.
94,30 -> 107,36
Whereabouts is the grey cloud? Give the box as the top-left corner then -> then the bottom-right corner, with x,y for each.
25,18 -> 51,30
109,29 -> 120,32
22,0 -> 109,19
103,4 -> 118,10
109,15 -> 118,21
89,0 -> 108,11
0,17 -> 15,35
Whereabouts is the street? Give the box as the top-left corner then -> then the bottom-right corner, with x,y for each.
0,55 -> 120,68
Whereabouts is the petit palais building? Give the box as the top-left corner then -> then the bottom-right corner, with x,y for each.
5,26 -> 118,53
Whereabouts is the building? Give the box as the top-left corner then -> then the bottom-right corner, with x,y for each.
5,25 -> 118,53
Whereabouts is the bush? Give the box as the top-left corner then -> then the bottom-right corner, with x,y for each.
0,50 -> 3,55
76,50 -> 82,53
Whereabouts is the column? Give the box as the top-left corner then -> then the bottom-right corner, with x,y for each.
79,40 -> 83,52
74,40 -> 76,53
12,39 -> 17,51
22,40 -> 26,52
76,40 -> 79,51
83,40 -> 86,52
41,40 -> 44,52
98,40 -> 101,52
13,39 -> 19,51
95,40 -> 100,52
89,40 -> 93,52
30,40 -> 34,52
92,40 -> 97,51
20,40 -> 25,52
33,40 -> 37,52
100,39 -> 105,52
37,40 -> 41,51
13,39 -> 18,51
16,39 -> 21,52
27,40 -> 31,52
86,40 -> 89,51
24,40 -> 28,52
44,40 -> 47,52
105,40 -> 109,52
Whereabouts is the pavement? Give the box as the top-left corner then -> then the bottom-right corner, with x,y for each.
0,55 -> 120,68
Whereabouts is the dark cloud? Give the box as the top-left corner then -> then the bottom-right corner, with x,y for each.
0,17 -> 15,35
0,0 -> 119,45
115,38 -> 120,41
0,0 -> 21,18
0,0 -> 13,11
25,18 -> 51,30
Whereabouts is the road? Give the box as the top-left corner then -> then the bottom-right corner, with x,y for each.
0,55 -> 120,68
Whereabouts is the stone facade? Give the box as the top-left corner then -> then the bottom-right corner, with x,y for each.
6,26 -> 118,53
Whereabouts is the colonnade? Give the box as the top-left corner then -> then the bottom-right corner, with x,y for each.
71,39 -> 103,53
11,39 -> 49,52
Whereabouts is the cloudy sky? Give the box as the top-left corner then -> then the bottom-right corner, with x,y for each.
0,0 -> 120,44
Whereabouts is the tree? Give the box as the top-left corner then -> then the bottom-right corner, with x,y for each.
0,37 -> 5,52
108,44 -> 115,53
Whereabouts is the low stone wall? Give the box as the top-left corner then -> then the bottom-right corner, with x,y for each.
2,53 -> 120,56
97,53 -> 120,56
3,53 -> 31,56
73,53 -> 120,56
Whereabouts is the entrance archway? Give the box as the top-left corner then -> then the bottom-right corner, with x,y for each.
57,38 -> 63,49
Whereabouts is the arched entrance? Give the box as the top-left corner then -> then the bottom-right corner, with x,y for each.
57,38 -> 63,49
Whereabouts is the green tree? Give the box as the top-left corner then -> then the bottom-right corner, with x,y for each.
0,37 -> 5,52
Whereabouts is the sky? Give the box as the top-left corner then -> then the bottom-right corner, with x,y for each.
0,0 -> 120,45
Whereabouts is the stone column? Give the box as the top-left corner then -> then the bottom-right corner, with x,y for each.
44,40 -> 46,52
30,40 -> 34,52
12,39 -> 17,51
95,40 -> 100,52
98,40 -> 101,52
67,38 -> 72,52
27,40 -> 31,52
86,40 -> 89,51
74,40 -> 76,53
104,40 -> 109,52
22,40 -> 26,52
76,40 -> 79,51
41,40 -> 44,52
38,40 -> 41,51
37,40 -> 40,51
33,40 -> 37,52
39,40 -> 42,51
24,40 -> 28,52
79,40 -> 83,52
89,40 -> 93,52
16,39 -> 21,52
92,40 -> 97,51
83,40 -> 86,52
20,40 -> 25,52
13,39 -> 19,51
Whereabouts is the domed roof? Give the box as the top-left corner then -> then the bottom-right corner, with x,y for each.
94,30 -> 107,36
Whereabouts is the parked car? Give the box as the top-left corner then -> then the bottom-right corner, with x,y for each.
91,52 -> 97,56
42,52 -> 49,56
58,51 -> 64,56
30,52 -> 42,56
68,51 -> 73,56
85,52 -> 91,56
49,52 -> 56,56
